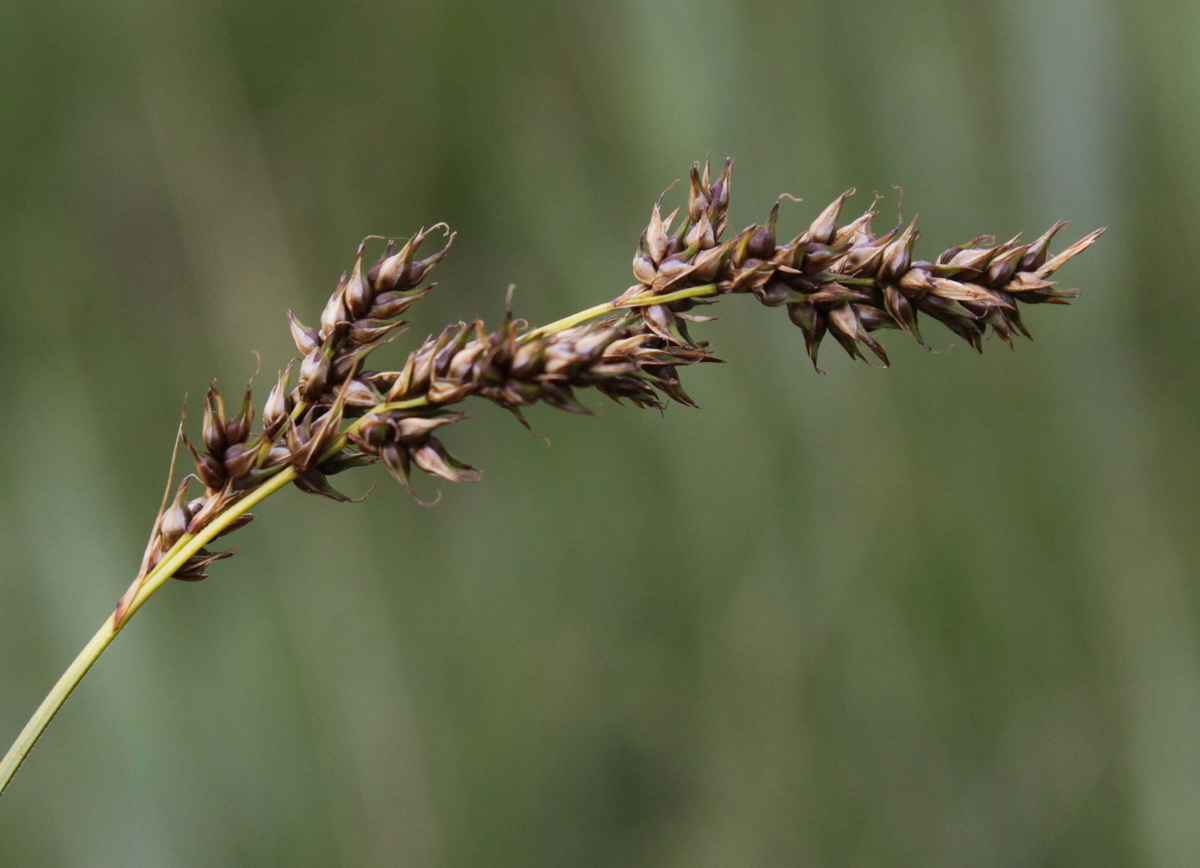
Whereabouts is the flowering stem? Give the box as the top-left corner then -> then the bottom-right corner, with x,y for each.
0,156 -> 1101,798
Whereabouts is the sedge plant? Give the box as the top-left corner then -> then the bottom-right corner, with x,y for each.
0,159 -> 1103,794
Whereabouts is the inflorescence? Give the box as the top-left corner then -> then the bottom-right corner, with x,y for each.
0,158 -> 1108,796
139,159 -> 1103,585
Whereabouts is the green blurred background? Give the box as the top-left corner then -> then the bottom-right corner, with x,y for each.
0,0 -> 1189,864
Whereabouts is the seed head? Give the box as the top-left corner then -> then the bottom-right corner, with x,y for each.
621,162 -> 1104,371
141,158 -> 1102,581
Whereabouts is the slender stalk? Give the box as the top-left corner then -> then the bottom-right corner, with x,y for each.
0,623 -> 113,794
523,284 -> 717,340
0,467 -> 297,795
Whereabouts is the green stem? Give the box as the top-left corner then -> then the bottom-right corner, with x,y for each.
0,467 -> 297,795
523,284 -> 717,340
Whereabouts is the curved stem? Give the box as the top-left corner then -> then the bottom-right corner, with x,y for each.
0,467 -> 298,795
0,621 -> 116,796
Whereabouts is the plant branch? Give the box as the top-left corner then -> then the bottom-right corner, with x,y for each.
0,158 -> 1103,798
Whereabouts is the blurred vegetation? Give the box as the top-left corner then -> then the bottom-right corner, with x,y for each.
0,0 -> 1195,865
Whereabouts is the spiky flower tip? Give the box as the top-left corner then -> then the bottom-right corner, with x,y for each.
139,159 -> 1102,583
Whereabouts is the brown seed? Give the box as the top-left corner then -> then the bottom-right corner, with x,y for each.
343,245 -> 373,319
